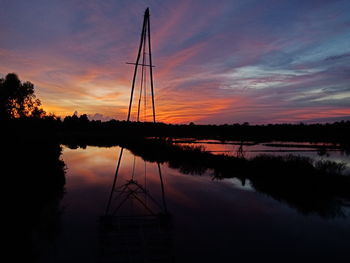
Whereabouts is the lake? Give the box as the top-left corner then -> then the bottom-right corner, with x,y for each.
40,145 -> 350,262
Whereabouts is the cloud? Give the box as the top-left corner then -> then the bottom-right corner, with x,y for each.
325,53 -> 350,61
1,0 -> 350,123
87,113 -> 114,121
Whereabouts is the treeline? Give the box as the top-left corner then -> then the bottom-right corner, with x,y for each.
59,116 -> 350,145
3,113 -> 350,147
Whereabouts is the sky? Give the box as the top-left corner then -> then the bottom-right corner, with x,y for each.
1,0 -> 350,124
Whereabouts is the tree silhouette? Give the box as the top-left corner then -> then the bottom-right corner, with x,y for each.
0,73 -> 45,119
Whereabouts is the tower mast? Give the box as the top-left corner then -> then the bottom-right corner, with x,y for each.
127,8 -> 156,123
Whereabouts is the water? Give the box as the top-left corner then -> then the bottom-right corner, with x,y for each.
175,140 -> 350,171
42,145 -> 350,262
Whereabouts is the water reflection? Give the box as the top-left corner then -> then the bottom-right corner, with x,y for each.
100,148 -> 173,262
54,146 -> 350,262
166,153 -> 350,218
104,148 -> 168,217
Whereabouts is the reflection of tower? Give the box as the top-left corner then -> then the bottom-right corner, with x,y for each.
100,149 -> 172,262
99,8 -> 172,263
104,150 -> 168,218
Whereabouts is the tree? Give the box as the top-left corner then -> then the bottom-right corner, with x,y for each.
0,73 -> 45,119
79,114 -> 89,124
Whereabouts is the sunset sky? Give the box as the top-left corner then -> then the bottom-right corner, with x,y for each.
1,0 -> 349,124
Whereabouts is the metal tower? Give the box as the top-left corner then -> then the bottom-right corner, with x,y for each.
127,7 -> 156,123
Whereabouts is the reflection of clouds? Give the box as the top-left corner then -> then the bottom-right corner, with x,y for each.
61,145 -> 231,210
62,146 -> 121,186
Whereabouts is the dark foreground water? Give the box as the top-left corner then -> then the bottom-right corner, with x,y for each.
39,146 -> 350,262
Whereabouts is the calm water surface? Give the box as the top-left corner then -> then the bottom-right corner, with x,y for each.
47,146 -> 350,262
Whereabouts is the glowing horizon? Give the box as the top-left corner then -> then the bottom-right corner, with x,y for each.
1,0 -> 349,124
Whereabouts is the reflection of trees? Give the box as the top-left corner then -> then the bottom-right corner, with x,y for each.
112,140 -> 350,218
27,141 -> 65,262
248,156 -> 349,218
3,124 -> 66,262
168,159 -> 208,175
248,174 -> 346,218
